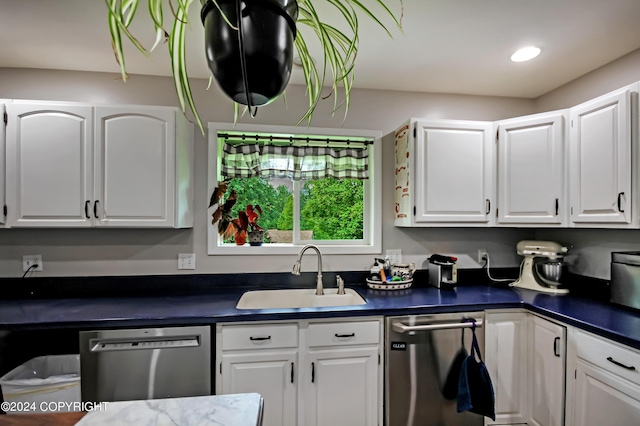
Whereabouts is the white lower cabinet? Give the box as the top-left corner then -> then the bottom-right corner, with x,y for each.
305,347 -> 379,426
216,318 -> 382,426
485,311 -> 530,425
529,316 -> 566,426
221,350 -> 298,426
485,311 -> 566,426
571,330 -> 640,426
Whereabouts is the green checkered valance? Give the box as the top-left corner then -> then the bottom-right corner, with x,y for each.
220,133 -> 371,181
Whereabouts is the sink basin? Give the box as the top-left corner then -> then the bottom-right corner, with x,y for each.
236,288 -> 366,310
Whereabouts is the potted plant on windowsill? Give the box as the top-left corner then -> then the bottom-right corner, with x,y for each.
105,0 -> 403,132
209,182 -> 264,245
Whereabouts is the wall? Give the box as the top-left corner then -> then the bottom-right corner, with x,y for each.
0,68 -> 534,278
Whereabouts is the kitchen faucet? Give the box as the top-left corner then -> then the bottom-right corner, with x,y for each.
292,244 -> 324,295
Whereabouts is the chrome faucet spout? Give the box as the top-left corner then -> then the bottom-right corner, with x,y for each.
292,244 -> 324,295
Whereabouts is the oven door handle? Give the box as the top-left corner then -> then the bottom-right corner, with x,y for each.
392,318 -> 483,333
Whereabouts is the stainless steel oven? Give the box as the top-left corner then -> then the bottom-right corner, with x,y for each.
385,312 -> 485,426
80,325 -> 211,402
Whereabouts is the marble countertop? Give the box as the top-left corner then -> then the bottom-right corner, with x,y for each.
1,283 -> 640,350
75,393 -> 263,426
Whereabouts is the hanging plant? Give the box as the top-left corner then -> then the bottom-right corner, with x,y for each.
105,0 -> 403,132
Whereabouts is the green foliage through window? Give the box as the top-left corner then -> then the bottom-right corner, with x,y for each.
225,177 -> 364,242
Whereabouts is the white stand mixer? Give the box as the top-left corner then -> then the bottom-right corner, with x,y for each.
511,240 -> 570,294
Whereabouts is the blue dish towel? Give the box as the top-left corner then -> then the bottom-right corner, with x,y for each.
456,324 -> 496,420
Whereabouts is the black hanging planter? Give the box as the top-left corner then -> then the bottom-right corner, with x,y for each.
201,0 -> 299,111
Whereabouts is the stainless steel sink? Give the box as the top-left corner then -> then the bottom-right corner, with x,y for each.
236,288 -> 366,310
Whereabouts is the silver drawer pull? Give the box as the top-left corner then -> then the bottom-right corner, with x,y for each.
335,333 -> 355,338
607,356 -> 636,371
392,319 -> 483,334
249,336 -> 271,341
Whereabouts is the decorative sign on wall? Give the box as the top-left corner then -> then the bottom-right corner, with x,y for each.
395,124 -> 410,219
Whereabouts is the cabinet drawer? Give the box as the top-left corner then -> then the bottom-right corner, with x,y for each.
221,323 -> 298,351
307,321 -> 380,347
577,331 -> 640,386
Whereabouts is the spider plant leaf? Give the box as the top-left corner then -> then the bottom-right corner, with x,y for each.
104,0 -> 149,56
346,0 -> 398,37
172,0 -> 204,133
106,0 -> 127,81
209,0 -> 238,30
122,0 -> 139,27
148,0 -> 165,52
168,0 -> 203,134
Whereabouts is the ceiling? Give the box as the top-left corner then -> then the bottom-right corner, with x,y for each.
2,0 -> 640,99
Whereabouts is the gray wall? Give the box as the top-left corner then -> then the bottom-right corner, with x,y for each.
2,53 -> 640,281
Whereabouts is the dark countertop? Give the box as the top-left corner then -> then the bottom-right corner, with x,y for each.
2,281 -> 640,350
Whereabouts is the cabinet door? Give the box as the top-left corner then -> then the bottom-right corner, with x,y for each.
6,102 -> 93,227
0,102 -> 6,225
305,347 -> 379,426
497,112 -> 566,225
569,87 -> 633,225
575,360 -> 640,426
529,316 -> 566,426
94,106 -> 176,227
484,312 -> 529,425
414,120 -> 494,224
220,350 -> 297,426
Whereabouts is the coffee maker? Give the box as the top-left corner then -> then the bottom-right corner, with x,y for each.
428,254 -> 458,288
511,240 -> 570,294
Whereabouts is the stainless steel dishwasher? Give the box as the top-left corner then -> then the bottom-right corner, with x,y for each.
80,325 -> 211,402
385,312 -> 486,426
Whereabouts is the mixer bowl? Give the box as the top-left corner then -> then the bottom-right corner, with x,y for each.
536,261 -> 563,285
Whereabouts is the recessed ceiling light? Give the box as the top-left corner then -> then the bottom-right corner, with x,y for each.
511,46 -> 541,62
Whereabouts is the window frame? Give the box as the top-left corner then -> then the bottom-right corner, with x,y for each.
207,122 -> 382,255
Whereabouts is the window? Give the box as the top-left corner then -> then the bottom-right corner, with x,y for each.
207,123 -> 381,255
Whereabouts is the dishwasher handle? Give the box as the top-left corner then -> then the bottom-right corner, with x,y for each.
392,318 -> 483,334
89,336 -> 200,352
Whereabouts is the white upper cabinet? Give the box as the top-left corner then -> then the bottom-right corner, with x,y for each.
6,102 -> 94,227
94,106 -> 186,228
394,119 -> 494,226
0,102 -> 7,226
569,83 -> 638,227
5,101 -> 193,228
496,111 -> 568,226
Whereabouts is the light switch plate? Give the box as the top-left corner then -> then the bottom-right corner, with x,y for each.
178,253 -> 196,270
386,249 -> 402,265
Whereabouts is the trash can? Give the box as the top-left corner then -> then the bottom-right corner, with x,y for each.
0,354 -> 80,414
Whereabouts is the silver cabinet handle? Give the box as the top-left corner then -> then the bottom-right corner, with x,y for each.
392,319 -> 483,334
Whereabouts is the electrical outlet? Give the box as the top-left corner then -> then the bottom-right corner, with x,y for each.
386,249 -> 402,265
478,249 -> 488,264
23,255 -> 43,272
178,253 -> 196,270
